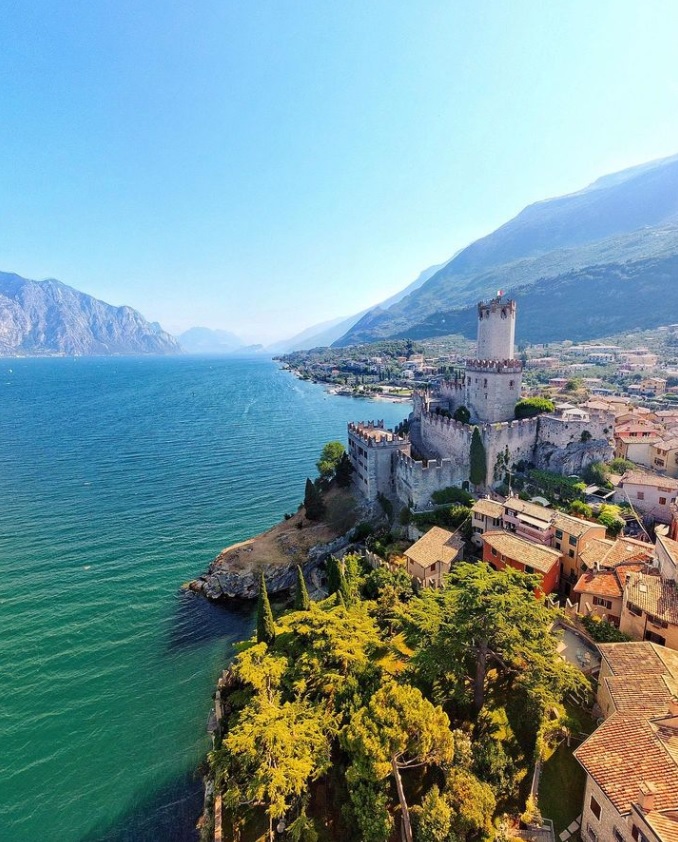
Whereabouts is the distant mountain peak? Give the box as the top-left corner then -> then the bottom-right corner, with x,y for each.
0,272 -> 180,356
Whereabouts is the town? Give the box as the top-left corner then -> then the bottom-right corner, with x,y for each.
334,296 -> 678,842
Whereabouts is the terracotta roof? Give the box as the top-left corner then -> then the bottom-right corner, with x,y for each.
579,537 -> 653,570
625,573 -> 678,625
657,534 -> 678,566
656,438 -> 678,452
574,569 -> 625,599
644,810 -> 678,842
575,714 -> 678,814
552,512 -> 603,538
605,674 -> 677,715
620,471 -> 678,491
580,538 -> 615,568
616,432 -> 661,444
472,498 -> 504,519
405,527 -> 461,569
598,642 -> 672,676
503,497 -> 553,522
482,530 -> 560,574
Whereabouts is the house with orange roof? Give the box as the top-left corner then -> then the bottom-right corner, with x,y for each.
404,526 -> 464,588
614,472 -> 678,524
620,573 -> 678,649
575,642 -> 678,842
481,530 -> 561,595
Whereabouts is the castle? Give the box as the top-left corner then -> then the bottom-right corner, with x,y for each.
347,296 -> 614,509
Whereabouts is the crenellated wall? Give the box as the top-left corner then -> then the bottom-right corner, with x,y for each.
465,360 -> 523,424
394,451 -> 465,509
477,298 -> 516,360
347,420 -> 410,501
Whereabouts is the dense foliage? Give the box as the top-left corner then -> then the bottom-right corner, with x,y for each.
209,560 -> 585,841
514,398 -> 555,419
581,615 -> 631,643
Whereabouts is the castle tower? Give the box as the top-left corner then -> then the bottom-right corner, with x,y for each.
465,295 -> 522,424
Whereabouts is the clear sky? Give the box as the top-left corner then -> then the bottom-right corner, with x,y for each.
1,1 -> 677,343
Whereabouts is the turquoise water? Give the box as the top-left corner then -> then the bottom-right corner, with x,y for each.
0,356 -> 407,842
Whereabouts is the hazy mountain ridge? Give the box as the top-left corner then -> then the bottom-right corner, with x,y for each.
335,154 -> 678,346
179,326 -> 244,354
0,272 -> 180,356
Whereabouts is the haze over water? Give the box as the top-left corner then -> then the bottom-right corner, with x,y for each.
0,356 -> 407,842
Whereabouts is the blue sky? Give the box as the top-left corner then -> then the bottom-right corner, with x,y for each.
1,1 -> 677,343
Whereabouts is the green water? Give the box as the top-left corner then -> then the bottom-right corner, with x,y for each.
0,355 -> 407,841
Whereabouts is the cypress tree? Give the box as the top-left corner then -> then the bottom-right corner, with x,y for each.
469,426 -> 487,487
304,477 -> 325,521
326,556 -> 342,595
256,570 -> 276,645
338,564 -> 352,608
294,565 -> 311,611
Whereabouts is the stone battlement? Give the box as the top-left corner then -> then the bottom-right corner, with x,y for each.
395,450 -> 456,475
421,409 -> 538,434
465,358 -> 522,373
348,420 -> 407,447
477,297 -> 516,319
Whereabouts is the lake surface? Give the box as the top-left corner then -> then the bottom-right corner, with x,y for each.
0,356 -> 407,842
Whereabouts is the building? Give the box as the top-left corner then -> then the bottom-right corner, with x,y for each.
404,526 -> 464,588
650,439 -> 678,478
481,530 -> 561,594
553,512 -> 609,592
470,497 -> 504,546
575,642 -> 678,842
573,558 -> 651,626
614,472 -> 678,524
348,297 -> 614,507
620,573 -> 678,648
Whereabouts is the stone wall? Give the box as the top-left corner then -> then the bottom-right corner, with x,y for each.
465,359 -> 523,424
394,451 -> 464,509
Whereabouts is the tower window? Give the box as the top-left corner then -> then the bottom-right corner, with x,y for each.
509,380 -> 514,389
484,378 -> 488,388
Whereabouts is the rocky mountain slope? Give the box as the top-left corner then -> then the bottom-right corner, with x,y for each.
0,272 -> 180,356
335,153 -> 678,346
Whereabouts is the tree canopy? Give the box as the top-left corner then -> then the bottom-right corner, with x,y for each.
514,397 -> 555,419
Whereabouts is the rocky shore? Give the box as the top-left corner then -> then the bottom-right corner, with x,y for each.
186,486 -> 370,600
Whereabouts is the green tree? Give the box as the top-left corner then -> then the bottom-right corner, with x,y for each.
514,397 -> 555,419
326,555 -> 342,595
294,565 -> 311,611
597,503 -> 624,536
453,405 -> 471,424
469,427 -> 487,487
335,452 -> 354,487
344,682 -> 455,842
219,697 -> 332,841
347,782 -> 393,842
417,785 -> 452,842
257,571 -> 276,646
607,457 -> 634,474
407,563 -> 584,716
446,768 -> 496,840
569,499 -> 593,518
304,477 -> 325,521
316,441 -> 345,481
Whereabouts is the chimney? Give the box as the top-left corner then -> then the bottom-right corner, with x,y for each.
638,781 -> 658,812
669,697 -> 678,717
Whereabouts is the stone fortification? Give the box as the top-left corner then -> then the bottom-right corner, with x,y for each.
347,420 -> 410,501
477,297 -> 516,360
394,451 -> 462,509
465,358 -> 522,424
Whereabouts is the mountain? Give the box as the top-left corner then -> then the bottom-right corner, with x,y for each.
335,153 -> 678,346
0,272 -> 181,356
179,327 -> 244,354
270,260 -> 448,353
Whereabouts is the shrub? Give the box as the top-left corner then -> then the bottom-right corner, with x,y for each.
597,504 -> 625,536
607,457 -> 634,474
431,486 -> 474,507
514,398 -> 555,419
569,499 -> 593,519
453,405 -> 471,424
581,615 -> 631,643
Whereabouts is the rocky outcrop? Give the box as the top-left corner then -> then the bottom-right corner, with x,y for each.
534,437 -> 613,476
0,272 -> 180,356
189,533 -> 353,600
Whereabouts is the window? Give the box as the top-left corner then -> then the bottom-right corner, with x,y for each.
589,797 -> 601,820
555,541 -> 561,550
628,602 -> 642,617
525,565 -> 534,574
491,547 -> 498,556
645,630 -> 666,645
632,825 -> 649,842
637,491 -> 645,500
569,535 -> 577,546
588,826 -> 598,842
647,614 -> 668,629
593,597 -> 613,609
509,380 -> 515,390
555,529 -> 563,539
484,378 -> 488,388
659,497 -> 667,505
613,828 -> 624,842
655,458 -> 665,467
569,550 -> 575,558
